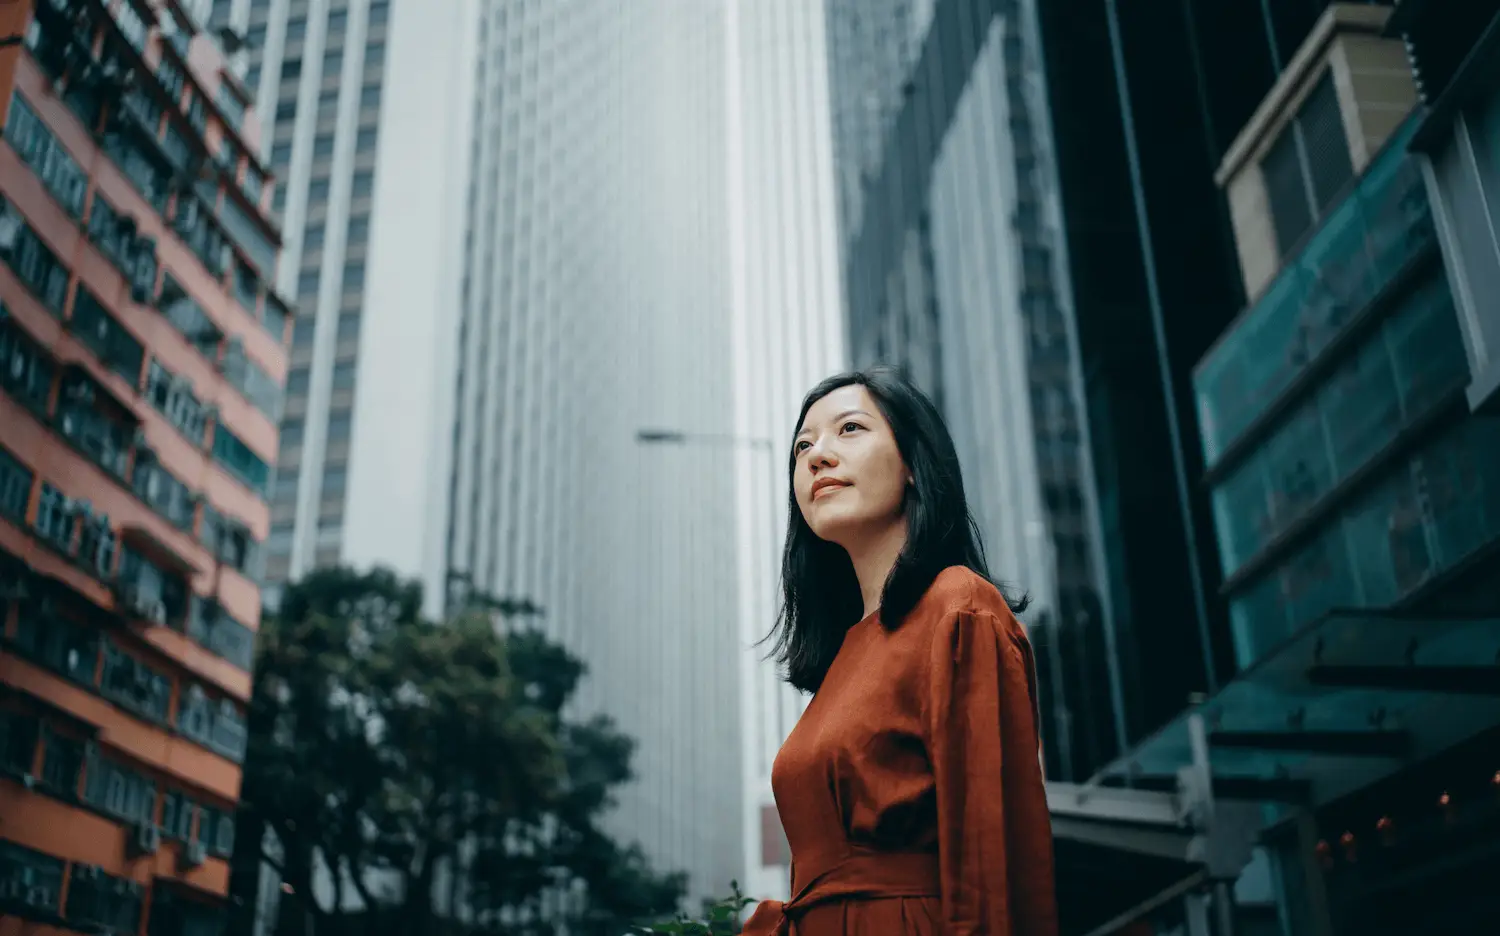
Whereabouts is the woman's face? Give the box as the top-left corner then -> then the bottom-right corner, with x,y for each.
793,384 -> 911,547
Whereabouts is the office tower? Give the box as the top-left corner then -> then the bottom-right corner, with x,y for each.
824,0 -> 1120,783
0,1 -> 283,933
1038,1 -> 1500,932
725,0 -> 847,903
444,0 -> 741,905
230,0 -> 475,616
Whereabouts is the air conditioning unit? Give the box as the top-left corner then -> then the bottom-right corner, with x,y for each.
181,840 -> 207,868
130,822 -> 160,856
120,586 -> 165,625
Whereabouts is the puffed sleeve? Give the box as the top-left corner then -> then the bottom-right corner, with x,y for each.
925,609 -> 1058,935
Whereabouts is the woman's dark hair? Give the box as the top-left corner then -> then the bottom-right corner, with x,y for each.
768,365 -> 1028,692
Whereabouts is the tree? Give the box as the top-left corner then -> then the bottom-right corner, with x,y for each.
231,568 -> 685,936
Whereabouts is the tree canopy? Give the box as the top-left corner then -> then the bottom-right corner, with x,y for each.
231,567 -> 690,936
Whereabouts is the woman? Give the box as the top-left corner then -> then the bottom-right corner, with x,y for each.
744,367 -> 1058,935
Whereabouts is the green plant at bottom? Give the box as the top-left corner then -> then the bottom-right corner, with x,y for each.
633,881 -> 755,935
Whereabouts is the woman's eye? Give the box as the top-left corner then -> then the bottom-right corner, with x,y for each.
794,440 -> 811,453
841,422 -> 863,433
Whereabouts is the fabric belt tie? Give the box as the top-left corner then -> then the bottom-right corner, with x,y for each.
741,850 -> 940,936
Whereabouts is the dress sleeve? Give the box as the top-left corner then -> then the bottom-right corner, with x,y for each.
925,609 -> 1058,935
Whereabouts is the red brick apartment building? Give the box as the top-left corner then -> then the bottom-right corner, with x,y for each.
0,1 -> 286,933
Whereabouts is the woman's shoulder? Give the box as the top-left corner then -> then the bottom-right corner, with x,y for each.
917,565 -> 1021,626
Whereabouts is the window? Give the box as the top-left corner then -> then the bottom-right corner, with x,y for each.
336,313 -> 361,342
342,263 -> 366,291
0,840 -> 64,917
368,1 -> 389,26
118,546 -> 189,624
347,214 -> 370,244
222,340 -> 283,420
286,367 -> 311,396
1263,72 -> 1354,258
133,456 -> 196,531
198,803 -> 237,855
281,418 -> 305,447
308,178 -> 331,203
285,18 -> 307,42
146,361 -> 209,444
265,295 -> 291,345
33,483 -> 78,553
234,262 -> 260,315
327,9 -> 348,34
0,711 -> 37,775
0,446 -> 32,524
213,427 -> 271,493
313,133 -> 335,158
212,699 -> 248,761
157,274 -> 223,359
82,747 -> 156,824
304,224 -> 326,249
243,164 -> 265,207
350,171 -> 374,199
218,84 -> 247,131
272,142 -> 293,166
68,865 -> 144,934
323,51 -> 344,78
55,374 -> 132,480
14,606 -> 98,686
360,84 -> 382,110
331,360 -> 356,391
322,463 -> 347,494
293,317 -> 317,348
1,215 -> 70,313
162,790 -> 197,841
71,287 -> 144,384
188,599 -> 256,670
76,514 -> 117,578
1,324 -> 55,415
326,411 -> 352,441
4,95 -> 87,216
356,126 -> 379,152
40,729 -> 83,796
100,644 -> 172,723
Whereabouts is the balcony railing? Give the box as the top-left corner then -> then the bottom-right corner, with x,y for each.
1194,118 -> 1436,466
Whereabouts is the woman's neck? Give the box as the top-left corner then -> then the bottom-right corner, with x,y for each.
846,519 -> 909,619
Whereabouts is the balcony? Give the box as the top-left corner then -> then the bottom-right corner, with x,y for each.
53,368 -> 138,482
1195,119 -> 1436,466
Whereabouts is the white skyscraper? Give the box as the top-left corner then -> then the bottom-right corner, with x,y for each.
726,0 -> 848,904
227,0 -> 846,914
445,0 -> 742,905
226,0 -> 477,617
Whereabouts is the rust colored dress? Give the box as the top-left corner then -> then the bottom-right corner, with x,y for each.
743,567 -> 1058,935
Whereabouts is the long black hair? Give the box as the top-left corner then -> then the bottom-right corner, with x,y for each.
768,366 -> 1029,692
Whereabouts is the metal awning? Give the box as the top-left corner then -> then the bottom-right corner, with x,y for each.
1099,609 -> 1500,810
1047,609 -> 1500,934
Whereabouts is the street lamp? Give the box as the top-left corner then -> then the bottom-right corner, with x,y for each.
635,428 -> 775,451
